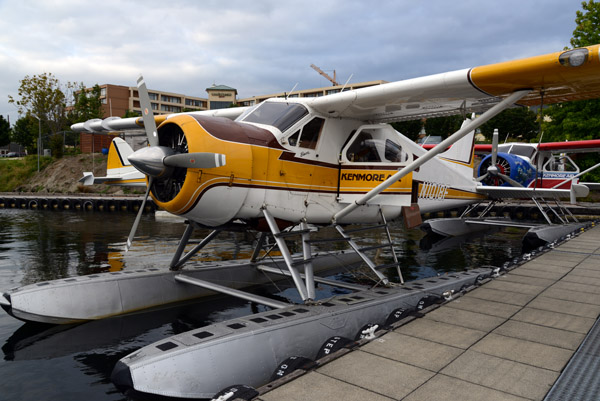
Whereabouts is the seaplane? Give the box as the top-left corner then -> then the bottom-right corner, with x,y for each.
3,45 -> 600,399
475,136 -> 600,189
420,127 -> 600,242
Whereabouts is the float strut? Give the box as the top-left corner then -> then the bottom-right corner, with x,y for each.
262,208 -> 310,302
170,223 -> 221,270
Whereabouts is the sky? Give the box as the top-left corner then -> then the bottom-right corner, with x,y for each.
0,0 -> 586,125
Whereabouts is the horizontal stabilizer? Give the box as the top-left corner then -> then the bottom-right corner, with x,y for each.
79,170 -> 146,187
79,137 -> 145,187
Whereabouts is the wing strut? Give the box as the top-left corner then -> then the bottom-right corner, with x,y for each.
332,89 -> 531,223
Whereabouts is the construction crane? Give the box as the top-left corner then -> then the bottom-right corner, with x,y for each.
310,64 -> 339,86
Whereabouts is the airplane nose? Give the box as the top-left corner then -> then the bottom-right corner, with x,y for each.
111,360 -> 134,394
128,146 -> 174,178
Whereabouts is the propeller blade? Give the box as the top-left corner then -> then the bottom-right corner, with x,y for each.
163,152 -> 226,169
137,75 -> 159,147
126,177 -> 154,252
491,128 -> 498,167
498,173 -> 524,188
476,172 -> 489,182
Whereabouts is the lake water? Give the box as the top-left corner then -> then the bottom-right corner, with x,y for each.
0,208 -> 526,400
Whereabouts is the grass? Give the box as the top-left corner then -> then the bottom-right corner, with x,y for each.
0,156 -> 53,192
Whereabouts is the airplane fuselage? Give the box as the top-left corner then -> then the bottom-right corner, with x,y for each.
150,99 -> 483,228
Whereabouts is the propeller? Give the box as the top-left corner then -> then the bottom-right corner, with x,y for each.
477,129 -> 524,187
125,75 -> 227,251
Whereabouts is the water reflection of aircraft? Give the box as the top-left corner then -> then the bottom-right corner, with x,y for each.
3,45 -> 600,399
2,295 -> 256,361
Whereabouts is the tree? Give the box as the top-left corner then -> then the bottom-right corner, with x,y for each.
480,107 -> 539,142
123,109 -> 141,118
8,72 -> 79,137
49,133 -> 64,158
71,84 -> 104,122
11,115 -> 38,152
571,0 -> 600,48
391,119 -> 423,141
0,115 -> 10,147
424,115 -> 463,138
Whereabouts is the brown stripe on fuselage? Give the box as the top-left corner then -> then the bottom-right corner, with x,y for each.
190,115 -> 285,150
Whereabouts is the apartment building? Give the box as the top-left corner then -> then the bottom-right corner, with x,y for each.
80,84 -> 234,152
94,84 -> 213,118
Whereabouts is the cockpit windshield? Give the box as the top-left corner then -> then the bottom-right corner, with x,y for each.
242,102 -> 308,133
498,144 -> 536,159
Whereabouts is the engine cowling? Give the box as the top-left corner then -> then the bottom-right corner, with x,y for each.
477,152 -> 536,187
150,114 -> 253,226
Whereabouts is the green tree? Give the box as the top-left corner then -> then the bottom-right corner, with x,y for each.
123,109 -> 141,118
0,115 -> 10,147
572,0 -> 600,47
11,115 -> 38,153
424,115 -> 463,138
49,133 -> 64,158
391,119 -> 423,141
480,107 -> 539,142
71,84 -> 104,122
8,72 -> 79,137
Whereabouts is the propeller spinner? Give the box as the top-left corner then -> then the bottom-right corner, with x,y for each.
477,129 -> 524,188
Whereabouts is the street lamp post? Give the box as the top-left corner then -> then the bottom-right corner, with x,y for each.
31,113 -> 41,172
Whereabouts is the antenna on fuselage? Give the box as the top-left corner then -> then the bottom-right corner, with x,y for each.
340,74 -> 353,93
285,83 -> 299,100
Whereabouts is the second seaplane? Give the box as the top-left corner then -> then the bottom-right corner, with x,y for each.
3,45 -> 600,399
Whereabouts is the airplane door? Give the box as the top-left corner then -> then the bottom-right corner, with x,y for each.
338,125 -> 413,207
281,117 -> 325,193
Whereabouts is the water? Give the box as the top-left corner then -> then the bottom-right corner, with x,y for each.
0,209 -> 526,400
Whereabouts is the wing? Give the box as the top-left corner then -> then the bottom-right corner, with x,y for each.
71,107 -> 251,133
474,144 -> 492,154
537,139 -> 600,154
473,139 -> 600,155
307,45 -> 600,123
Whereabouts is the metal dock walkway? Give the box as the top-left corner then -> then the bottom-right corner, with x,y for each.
257,225 -> 600,401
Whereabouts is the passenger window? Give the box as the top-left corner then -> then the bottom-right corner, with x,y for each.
346,132 -> 381,162
384,139 -> 406,162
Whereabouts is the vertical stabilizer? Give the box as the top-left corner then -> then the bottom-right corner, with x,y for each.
107,137 -> 133,170
438,118 -> 476,169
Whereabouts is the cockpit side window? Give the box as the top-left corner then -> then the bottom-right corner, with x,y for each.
242,102 -> 308,132
298,118 -> 324,149
288,130 -> 300,147
285,117 -> 325,149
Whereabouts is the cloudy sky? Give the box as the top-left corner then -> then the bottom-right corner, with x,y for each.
0,0 -> 585,124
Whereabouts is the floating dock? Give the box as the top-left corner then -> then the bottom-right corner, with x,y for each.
0,193 -> 155,212
257,224 -> 600,401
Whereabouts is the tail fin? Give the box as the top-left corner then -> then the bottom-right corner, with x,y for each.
80,138 -> 146,187
107,137 -> 133,170
438,118 -> 476,169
